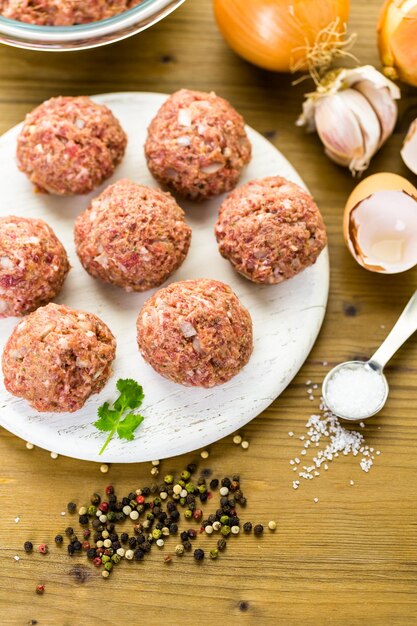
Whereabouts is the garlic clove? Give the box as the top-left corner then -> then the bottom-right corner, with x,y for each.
343,173 -> 417,273
354,79 -> 398,147
337,89 -> 381,173
314,93 -> 365,170
401,119 -> 417,174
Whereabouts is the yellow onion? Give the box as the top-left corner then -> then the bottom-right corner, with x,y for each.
378,0 -> 417,86
213,0 -> 350,72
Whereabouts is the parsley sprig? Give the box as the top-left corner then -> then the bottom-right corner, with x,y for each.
94,379 -> 145,456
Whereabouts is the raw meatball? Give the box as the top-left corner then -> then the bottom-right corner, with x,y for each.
2,303 -> 116,413
0,0 -> 143,26
137,279 -> 253,387
0,216 -> 69,318
74,179 -> 192,292
145,89 -> 251,201
215,176 -> 327,284
17,96 -> 127,195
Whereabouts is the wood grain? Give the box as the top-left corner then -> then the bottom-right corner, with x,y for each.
1,1 -> 417,624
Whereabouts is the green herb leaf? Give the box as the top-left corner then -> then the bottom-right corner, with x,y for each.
117,412 -> 145,441
94,379 -> 145,456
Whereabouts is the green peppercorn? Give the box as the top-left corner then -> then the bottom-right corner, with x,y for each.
152,529 -> 162,540
111,554 -> 122,564
90,493 -> 101,506
185,482 -> 195,493
220,515 -> 230,525
180,470 -> 191,481
184,509 -> 192,520
104,562 -> 113,572
87,505 -> 97,516
107,512 -> 117,522
101,555 -> 110,563
210,549 -> 219,560
198,484 -> 207,494
221,525 -> 231,537
164,475 -> 174,484
217,538 -> 227,551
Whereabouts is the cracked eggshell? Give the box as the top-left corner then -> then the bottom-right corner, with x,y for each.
401,119 -> 417,174
343,173 -> 417,273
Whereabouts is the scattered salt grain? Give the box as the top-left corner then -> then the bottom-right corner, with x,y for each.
14,556 -> 19,561
151,460 -> 160,466
61,512 -> 66,516
288,432 -> 294,437
201,450 -> 209,459
25,442 -> 34,450
313,497 -> 319,503
50,452 -> 58,459
14,517 -> 20,523
350,480 -> 354,485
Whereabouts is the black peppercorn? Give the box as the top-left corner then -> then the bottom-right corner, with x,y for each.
67,502 -> 77,513
187,463 -> 197,474
137,535 -> 146,545
209,479 -> 219,490
142,487 -> 150,497
108,494 -> 117,505
155,522 -> 163,531
54,535 -> 63,545
217,538 -> 227,551
202,468 -> 212,478
142,541 -> 152,553
73,541 -> 82,552
220,496 -> 229,507
254,524 -> 264,536
87,548 -> 96,560
92,519 -> 101,530
239,497 -> 247,507
194,548 -> 205,561
120,532 -> 129,544
230,481 -> 240,492
229,516 -> 240,527
187,529 -> 197,540
243,522 -> 252,533
134,549 -> 144,561
24,541 -> 33,553
109,533 -> 118,542
128,537 -> 137,549
67,544 -> 75,555
169,523 -> 178,534
112,541 -> 121,551
182,540 -> 192,551
79,514 -> 89,525
199,492 -> 208,503
180,531 -> 188,541
170,510 -> 180,522
208,514 -> 217,525
65,527 -> 74,537
221,477 -> 231,488
166,501 -> 176,513
128,492 -> 136,501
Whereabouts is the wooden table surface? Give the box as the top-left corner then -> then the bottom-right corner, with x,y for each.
1,1 -> 417,624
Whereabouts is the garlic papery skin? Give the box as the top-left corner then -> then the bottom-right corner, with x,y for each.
401,119 -> 417,174
297,65 -> 400,175
378,0 -> 417,86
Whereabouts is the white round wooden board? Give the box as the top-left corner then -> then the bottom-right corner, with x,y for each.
0,92 -> 329,463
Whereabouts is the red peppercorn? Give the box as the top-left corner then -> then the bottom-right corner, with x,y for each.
37,543 -> 48,555
207,491 -> 213,500
98,502 -> 109,513
105,485 -> 114,495
96,548 -> 104,556
136,495 -> 145,504
93,557 -> 102,568
83,529 -> 90,539
36,584 -> 45,595
193,509 -> 203,521
199,526 -> 205,534
82,541 -> 90,551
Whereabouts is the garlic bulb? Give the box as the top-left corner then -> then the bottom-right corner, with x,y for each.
297,65 -> 400,175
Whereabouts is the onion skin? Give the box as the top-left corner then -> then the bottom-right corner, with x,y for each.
213,0 -> 350,72
378,0 -> 417,86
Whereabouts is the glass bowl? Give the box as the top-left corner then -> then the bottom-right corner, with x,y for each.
0,0 -> 186,51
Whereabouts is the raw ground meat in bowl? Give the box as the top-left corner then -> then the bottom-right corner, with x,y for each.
2,303 -> 116,413
145,89 -> 252,201
74,178 -> 192,292
17,96 -> 127,196
0,0 -> 144,25
136,278 -> 253,388
0,215 -> 69,318
215,176 -> 327,284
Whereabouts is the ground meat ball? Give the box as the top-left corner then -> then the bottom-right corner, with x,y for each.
215,176 -> 327,284
137,279 -> 253,387
0,0 -> 143,25
2,303 -> 116,413
0,216 -> 69,318
145,89 -> 252,201
74,179 -> 192,292
17,96 -> 127,196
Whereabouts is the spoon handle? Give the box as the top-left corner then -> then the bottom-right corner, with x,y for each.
369,289 -> 417,370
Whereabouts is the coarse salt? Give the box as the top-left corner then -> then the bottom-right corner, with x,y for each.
325,364 -> 386,419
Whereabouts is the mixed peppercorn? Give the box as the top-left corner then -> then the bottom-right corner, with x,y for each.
25,464 -> 275,580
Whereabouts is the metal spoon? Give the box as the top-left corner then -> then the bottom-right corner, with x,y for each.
322,289 -> 417,422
